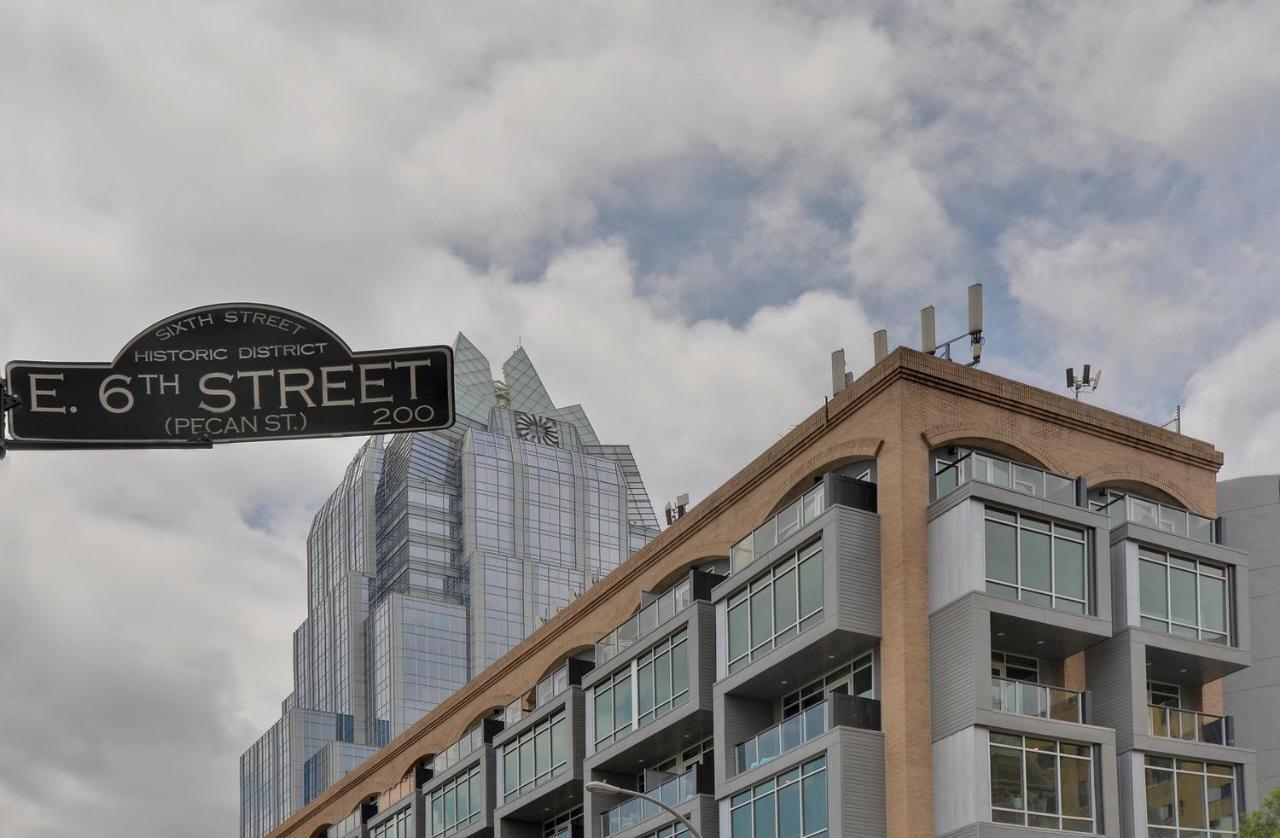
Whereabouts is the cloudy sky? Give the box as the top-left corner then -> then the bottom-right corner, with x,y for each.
1,1 -> 1278,835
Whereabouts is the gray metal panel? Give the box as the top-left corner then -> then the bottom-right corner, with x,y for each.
928,497 -> 983,613
933,728 -> 980,836
930,595 -> 981,740
832,506 -> 882,637
834,727 -> 885,837
1219,475 -> 1280,801
1086,634 -> 1139,753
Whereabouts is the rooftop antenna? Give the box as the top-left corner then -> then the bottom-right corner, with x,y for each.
920,282 -> 984,366
1066,365 -> 1101,400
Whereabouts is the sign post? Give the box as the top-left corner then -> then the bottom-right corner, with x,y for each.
0,303 -> 454,456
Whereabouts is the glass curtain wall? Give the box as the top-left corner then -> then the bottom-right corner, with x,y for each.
984,508 -> 1088,613
1145,756 -> 1237,837
594,630 -> 689,747
729,755 -> 828,838
727,542 -> 823,674
1138,548 -> 1230,644
988,733 -> 1094,832
502,711 -> 568,802
430,766 -> 482,838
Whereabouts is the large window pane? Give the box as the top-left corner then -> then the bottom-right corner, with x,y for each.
614,672 -> 632,733
1020,529 -> 1052,592
774,566 -> 798,632
731,804 -> 751,838
551,716 -> 566,767
802,769 -> 827,833
671,638 -> 689,697
990,746 -> 1024,811
1177,771 -> 1207,830
1060,757 -> 1092,820
1026,750 -> 1058,815
1206,769 -> 1236,831
728,602 -> 748,662
777,779 -> 801,837
986,520 -> 1018,584
1169,568 -> 1198,626
798,552 -> 823,616
1055,538 -> 1086,601
753,790 -> 776,838
750,586 -> 773,647
638,660 -> 654,715
1201,576 -> 1227,633
534,726 -> 550,775
594,688 -> 613,741
1140,560 -> 1168,618
654,648 -> 672,705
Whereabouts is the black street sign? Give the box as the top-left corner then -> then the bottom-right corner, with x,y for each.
2,303 -> 454,448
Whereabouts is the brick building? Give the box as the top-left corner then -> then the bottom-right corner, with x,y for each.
268,347 -> 1259,838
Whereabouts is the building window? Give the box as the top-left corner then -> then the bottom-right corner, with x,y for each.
1145,756 -> 1237,837
642,825 -> 691,838
985,507 -> 1088,614
544,806 -> 583,838
371,808 -> 413,838
989,733 -> 1094,832
1138,548 -> 1230,644
502,711 -> 568,802
991,651 -> 1039,682
727,542 -> 823,674
594,630 -> 690,748
430,765 -> 482,838
1148,681 -> 1181,708
729,755 -> 828,838
648,735 -> 713,788
781,652 -> 874,718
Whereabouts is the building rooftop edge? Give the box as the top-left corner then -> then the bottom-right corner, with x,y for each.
269,343 -> 1224,837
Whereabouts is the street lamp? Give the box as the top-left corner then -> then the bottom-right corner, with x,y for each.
584,781 -> 703,838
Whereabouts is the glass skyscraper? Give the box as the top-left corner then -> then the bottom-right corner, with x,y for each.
239,335 -> 660,838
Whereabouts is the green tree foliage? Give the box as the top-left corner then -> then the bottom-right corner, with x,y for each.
1241,785 -> 1280,838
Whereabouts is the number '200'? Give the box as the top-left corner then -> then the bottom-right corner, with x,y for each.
372,405 -> 435,426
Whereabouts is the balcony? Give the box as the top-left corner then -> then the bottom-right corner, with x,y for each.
936,449 -> 1076,507
730,474 -> 876,574
991,677 -> 1084,724
1093,492 -> 1215,543
599,765 -> 707,836
733,694 -> 881,775
1148,705 -> 1234,746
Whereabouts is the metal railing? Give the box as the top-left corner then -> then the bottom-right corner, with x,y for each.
1148,705 -> 1231,745
600,765 -> 699,835
596,578 -> 693,665
936,450 -> 1076,506
731,484 -> 826,573
991,677 -> 1084,724
1092,493 -> 1215,544
734,701 -> 828,773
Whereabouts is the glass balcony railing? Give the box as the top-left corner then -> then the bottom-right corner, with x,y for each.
991,677 -> 1084,724
735,701 -> 828,773
1148,705 -> 1231,745
936,450 -> 1076,506
595,577 -> 694,665
731,484 -> 826,573
1091,493 -> 1216,544
430,723 -> 486,775
600,765 -> 700,835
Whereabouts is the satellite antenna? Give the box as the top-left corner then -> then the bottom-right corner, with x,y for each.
1066,365 -> 1101,400
918,282 -> 985,366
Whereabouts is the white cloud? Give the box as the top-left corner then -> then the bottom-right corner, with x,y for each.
2,1 -> 1279,835
1183,320 -> 1280,477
